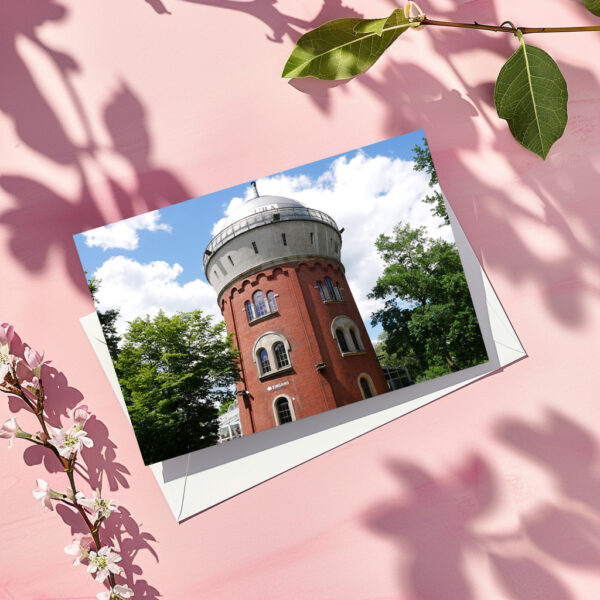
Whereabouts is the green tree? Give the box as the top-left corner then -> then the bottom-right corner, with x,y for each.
87,276 -> 122,360
116,310 -> 240,465
373,331 -> 396,367
373,330 -> 422,379
218,397 -> 237,415
411,138 -> 450,226
369,223 -> 487,382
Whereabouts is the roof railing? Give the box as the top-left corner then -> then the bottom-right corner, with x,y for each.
203,206 -> 339,268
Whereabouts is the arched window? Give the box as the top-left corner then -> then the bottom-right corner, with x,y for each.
336,328 -> 349,353
273,342 -> 290,369
275,397 -> 293,425
359,376 -> 374,399
267,291 -> 277,313
334,283 -> 343,301
245,300 -> 254,322
324,277 -> 335,300
349,328 -> 361,351
253,290 -> 268,318
316,281 -> 326,301
331,315 -> 364,356
258,348 -> 271,375
253,332 -> 292,378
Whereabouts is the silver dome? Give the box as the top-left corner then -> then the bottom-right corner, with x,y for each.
204,195 -> 340,272
217,195 -> 308,234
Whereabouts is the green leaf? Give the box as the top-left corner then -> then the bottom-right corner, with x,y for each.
282,9 -> 410,80
494,37 -> 568,159
585,0 -> 600,16
353,17 -> 388,36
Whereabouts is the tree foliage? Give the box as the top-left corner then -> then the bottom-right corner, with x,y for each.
412,138 -> 449,226
369,224 -> 487,382
411,137 -> 438,187
115,310 -> 240,465
218,397 -> 237,415
87,276 -> 121,360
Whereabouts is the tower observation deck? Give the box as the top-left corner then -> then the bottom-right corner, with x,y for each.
204,195 -> 343,301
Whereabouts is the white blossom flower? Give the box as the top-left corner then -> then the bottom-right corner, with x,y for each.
64,533 -> 94,566
113,585 -> 134,599
66,487 -> 87,503
0,417 -> 19,448
87,546 -> 123,583
0,324 -> 15,386
20,377 -> 41,405
32,478 -> 53,511
48,424 -> 93,458
0,356 -> 9,382
96,584 -> 134,600
80,488 -> 118,522
0,347 -> 13,387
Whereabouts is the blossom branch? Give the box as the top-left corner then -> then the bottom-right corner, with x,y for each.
0,324 -> 133,600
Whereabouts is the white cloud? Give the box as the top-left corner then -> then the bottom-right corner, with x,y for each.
212,152 -> 452,328
92,152 -> 452,339
93,256 -> 219,336
84,210 -> 172,251
211,197 -> 244,237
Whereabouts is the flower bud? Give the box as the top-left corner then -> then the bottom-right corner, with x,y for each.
0,323 -> 14,351
35,430 -> 50,443
24,346 -> 47,378
67,404 -> 92,427
404,1 -> 425,30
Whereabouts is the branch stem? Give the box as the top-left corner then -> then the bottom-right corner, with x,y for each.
420,18 -> 600,34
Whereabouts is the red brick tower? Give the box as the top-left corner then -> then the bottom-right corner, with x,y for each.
204,186 -> 388,435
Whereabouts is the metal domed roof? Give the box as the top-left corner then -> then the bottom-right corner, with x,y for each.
204,193 -> 340,274
218,195 -> 307,233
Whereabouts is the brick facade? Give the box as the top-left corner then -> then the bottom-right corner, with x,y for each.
220,259 -> 388,435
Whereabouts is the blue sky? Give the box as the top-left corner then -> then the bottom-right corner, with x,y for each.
74,129 -> 451,341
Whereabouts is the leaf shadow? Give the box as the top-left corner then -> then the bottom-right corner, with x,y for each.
362,414 -> 600,600
175,0 -> 363,43
0,2 -> 191,292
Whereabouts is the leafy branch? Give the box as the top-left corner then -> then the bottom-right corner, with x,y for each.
282,2 -> 600,159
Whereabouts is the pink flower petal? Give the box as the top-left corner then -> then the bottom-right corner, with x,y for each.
0,324 -> 14,346
24,347 -> 43,369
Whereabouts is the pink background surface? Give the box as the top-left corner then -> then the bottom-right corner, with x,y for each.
2,0 -> 600,598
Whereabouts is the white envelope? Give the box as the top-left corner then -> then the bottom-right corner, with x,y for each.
81,198 -> 525,521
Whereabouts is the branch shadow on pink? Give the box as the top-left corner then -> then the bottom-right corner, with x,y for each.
176,0 -> 362,44
0,0 -> 191,294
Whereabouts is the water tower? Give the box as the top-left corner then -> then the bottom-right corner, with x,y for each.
204,183 -> 387,435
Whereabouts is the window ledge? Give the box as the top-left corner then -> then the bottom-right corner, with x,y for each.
259,365 -> 293,381
323,300 -> 345,305
341,350 -> 366,357
248,310 -> 279,326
